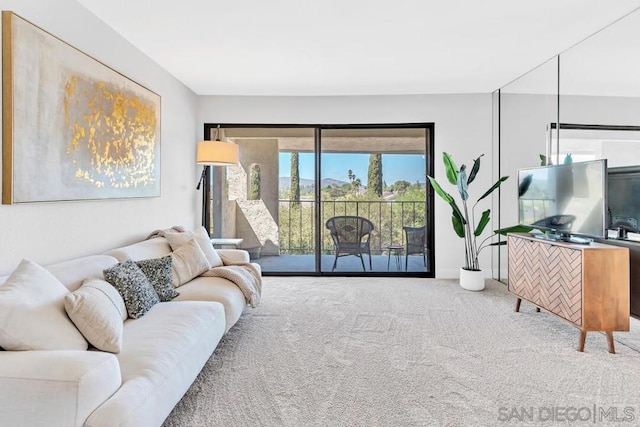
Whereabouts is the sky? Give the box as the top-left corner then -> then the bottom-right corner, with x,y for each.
279,153 -> 426,185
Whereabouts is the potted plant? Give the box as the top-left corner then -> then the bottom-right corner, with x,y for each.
427,152 -> 530,291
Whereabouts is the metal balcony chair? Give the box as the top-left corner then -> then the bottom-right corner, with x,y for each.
326,216 -> 374,271
403,226 -> 428,271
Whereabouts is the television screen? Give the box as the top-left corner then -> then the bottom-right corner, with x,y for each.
517,159 -> 607,238
608,166 -> 640,233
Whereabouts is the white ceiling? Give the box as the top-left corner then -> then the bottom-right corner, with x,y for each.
76,0 -> 640,96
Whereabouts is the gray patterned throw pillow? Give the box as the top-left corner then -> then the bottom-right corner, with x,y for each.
103,260 -> 160,319
136,256 -> 179,302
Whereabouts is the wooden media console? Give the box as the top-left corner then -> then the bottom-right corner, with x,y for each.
508,233 -> 630,353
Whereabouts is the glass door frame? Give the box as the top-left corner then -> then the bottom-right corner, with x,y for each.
204,122 -> 435,278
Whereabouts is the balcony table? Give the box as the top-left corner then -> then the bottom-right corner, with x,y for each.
386,245 -> 404,271
210,238 -> 244,249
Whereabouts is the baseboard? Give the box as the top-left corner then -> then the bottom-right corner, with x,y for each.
436,268 -> 492,279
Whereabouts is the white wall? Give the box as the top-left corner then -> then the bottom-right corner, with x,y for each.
0,0 -> 199,273
198,94 -> 493,278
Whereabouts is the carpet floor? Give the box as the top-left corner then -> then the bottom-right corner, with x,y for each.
163,277 -> 640,426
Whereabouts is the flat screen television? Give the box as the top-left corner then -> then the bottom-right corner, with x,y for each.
517,159 -> 607,240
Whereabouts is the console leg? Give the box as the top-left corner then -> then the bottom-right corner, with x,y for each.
578,331 -> 587,352
606,332 -> 615,354
514,298 -> 521,312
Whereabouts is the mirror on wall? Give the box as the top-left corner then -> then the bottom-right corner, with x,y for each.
493,57 -> 558,281
494,7 -> 640,283
557,9 -> 640,166
558,9 -> 640,135
495,7 -> 640,319
555,9 -> 640,237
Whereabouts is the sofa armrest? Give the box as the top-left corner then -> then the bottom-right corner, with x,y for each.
0,350 -> 121,427
218,249 -> 251,264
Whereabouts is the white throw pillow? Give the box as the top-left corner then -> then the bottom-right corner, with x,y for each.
0,259 -> 88,351
192,227 -> 224,267
170,239 -> 210,287
64,278 -> 126,353
162,229 -> 191,250
164,227 -> 223,268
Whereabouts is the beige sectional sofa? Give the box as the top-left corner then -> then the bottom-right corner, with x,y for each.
0,232 -> 259,427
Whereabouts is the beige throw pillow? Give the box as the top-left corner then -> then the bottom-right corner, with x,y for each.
192,227 -> 224,267
170,239 -> 210,287
162,230 -> 191,249
64,278 -> 126,353
0,259 -> 88,351
164,227 -> 223,268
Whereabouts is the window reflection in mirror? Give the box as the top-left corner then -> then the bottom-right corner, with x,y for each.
550,124 -> 640,167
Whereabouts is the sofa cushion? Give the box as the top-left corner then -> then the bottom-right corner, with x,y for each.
174,276 -> 246,332
0,350 -> 121,427
85,301 -> 225,427
136,256 -> 179,302
107,238 -> 172,263
170,239 -> 210,287
217,249 -> 252,264
64,278 -> 126,353
0,259 -> 88,351
45,255 -> 119,292
103,260 -> 160,319
164,227 -> 223,267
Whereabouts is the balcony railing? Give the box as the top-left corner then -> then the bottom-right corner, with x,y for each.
279,199 -> 427,255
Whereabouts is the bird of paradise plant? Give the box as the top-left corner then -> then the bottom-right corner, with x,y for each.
427,152 -> 531,271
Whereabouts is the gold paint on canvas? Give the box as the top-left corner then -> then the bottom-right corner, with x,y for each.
64,75 -> 158,189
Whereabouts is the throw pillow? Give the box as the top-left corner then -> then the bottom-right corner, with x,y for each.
162,229 -> 191,250
170,238 -> 210,287
0,259 -> 88,351
64,278 -> 125,353
103,260 -> 160,319
164,227 -> 223,268
193,226 -> 224,267
136,256 -> 179,302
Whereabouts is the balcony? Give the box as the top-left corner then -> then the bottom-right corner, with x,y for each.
250,199 -> 430,273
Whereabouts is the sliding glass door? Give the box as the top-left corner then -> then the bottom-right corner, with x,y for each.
212,126 -> 317,273
207,124 -> 434,276
319,127 -> 430,274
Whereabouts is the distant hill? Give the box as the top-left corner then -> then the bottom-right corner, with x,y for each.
321,178 -> 348,188
279,177 -> 347,189
279,177 -> 314,189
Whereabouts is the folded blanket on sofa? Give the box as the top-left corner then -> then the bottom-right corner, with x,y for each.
202,258 -> 262,308
146,225 -> 188,239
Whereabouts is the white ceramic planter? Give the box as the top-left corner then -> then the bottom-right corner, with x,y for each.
459,267 -> 485,291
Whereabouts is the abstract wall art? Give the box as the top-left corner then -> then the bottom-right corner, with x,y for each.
2,11 -> 161,204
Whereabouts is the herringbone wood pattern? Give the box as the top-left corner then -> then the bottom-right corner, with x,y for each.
508,235 -> 582,325
508,237 -> 541,304
539,245 -> 582,325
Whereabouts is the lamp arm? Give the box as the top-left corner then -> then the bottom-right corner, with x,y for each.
196,166 -> 207,190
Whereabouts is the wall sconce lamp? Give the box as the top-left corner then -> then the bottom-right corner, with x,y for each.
196,125 -> 239,234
